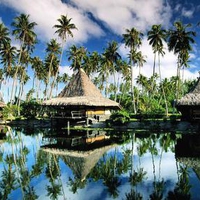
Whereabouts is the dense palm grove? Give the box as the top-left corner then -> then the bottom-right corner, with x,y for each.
0,13 -> 198,118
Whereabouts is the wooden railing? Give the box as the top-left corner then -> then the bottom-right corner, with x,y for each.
71,111 -> 86,119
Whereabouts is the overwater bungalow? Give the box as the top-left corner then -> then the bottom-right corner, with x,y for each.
43,68 -> 120,123
176,76 -> 200,121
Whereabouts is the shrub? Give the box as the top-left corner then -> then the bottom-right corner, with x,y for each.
21,101 -> 42,119
109,110 -> 130,125
2,104 -> 18,120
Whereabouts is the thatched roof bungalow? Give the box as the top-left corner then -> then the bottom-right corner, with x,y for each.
43,68 -> 120,121
176,76 -> 200,121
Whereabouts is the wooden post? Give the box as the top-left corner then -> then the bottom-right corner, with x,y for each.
67,121 -> 70,135
86,117 -> 88,126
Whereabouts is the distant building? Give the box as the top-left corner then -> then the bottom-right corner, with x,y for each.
43,68 -> 120,123
176,76 -> 200,121
0,92 -> 6,118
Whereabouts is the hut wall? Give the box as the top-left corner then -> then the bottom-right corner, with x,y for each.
177,105 -> 200,121
86,110 -> 105,116
85,108 -> 112,121
86,108 -> 112,116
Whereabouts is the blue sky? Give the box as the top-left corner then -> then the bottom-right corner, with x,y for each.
0,0 -> 200,100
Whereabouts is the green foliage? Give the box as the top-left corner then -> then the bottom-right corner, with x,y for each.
26,89 -> 35,102
20,101 -> 42,119
2,104 -> 18,120
109,110 -> 130,125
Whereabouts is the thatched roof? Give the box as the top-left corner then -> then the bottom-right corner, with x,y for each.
177,77 -> 200,106
43,68 -> 120,108
42,144 -> 117,181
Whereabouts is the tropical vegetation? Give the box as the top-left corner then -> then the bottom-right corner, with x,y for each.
0,13 -> 197,119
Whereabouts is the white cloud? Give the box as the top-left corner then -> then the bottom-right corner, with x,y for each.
0,0 -> 104,44
181,7 -> 194,18
0,0 -> 173,43
59,65 -> 73,76
70,0 -> 172,34
119,36 -> 198,81
175,4 -> 181,12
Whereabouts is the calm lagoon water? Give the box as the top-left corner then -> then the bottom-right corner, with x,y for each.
0,126 -> 200,200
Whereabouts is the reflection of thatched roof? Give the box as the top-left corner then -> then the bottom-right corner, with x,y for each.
177,77 -> 200,106
43,68 -> 119,108
42,144 -> 117,181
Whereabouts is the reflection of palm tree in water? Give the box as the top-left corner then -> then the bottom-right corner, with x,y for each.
6,126 -> 38,199
167,165 -> 191,199
149,133 -> 166,199
45,153 -> 66,199
126,133 -> 146,199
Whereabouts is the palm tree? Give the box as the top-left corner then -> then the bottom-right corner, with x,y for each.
0,43 -> 17,78
30,57 -> 46,101
51,15 -> 77,98
30,56 -> 42,98
101,41 -> 121,98
134,51 -> 146,76
147,24 -> 166,76
93,76 -> 104,93
167,21 -> 196,100
82,51 -> 100,78
147,24 -> 168,115
61,72 -> 70,84
99,54 -> 110,97
11,13 -> 37,104
134,51 -> 146,112
0,43 -> 16,102
0,23 -> 11,47
45,39 -> 61,99
17,48 -> 30,104
118,60 -> 131,104
122,28 -> 143,114
89,51 -> 101,76
81,51 -> 92,76
106,41 -> 121,95
67,45 -> 86,71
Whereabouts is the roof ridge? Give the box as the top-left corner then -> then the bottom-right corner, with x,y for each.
58,68 -> 103,98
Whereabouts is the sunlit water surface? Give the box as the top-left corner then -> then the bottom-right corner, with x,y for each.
0,126 -> 200,200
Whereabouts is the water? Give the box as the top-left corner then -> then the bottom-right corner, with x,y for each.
0,125 -> 200,200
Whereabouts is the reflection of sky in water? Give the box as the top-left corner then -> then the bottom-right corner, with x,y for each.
1,130 -> 200,199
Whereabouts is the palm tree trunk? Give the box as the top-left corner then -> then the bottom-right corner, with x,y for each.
36,78 -> 39,101
131,64 -> 136,114
176,57 -> 181,101
10,34 -> 25,104
153,53 -> 156,76
105,69 -> 109,98
49,42 -> 64,99
158,54 -> 168,116
45,55 -> 54,99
